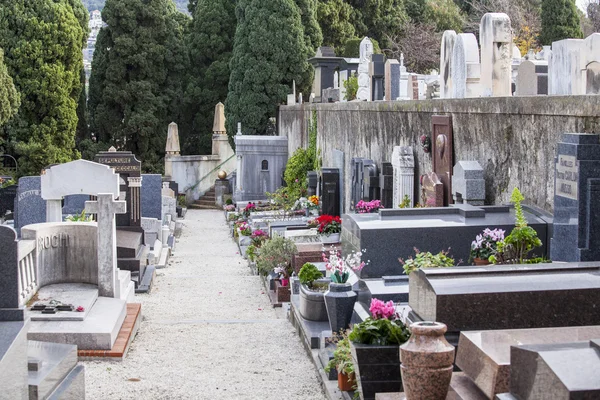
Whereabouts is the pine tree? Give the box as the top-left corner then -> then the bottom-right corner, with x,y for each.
0,49 -> 19,128
0,0 -> 86,175
88,0 -> 189,172
540,0 -> 583,45
182,0 -> 236,154
225,0 -> 312,138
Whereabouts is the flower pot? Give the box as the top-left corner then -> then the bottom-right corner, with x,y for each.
320,232 -> 341,244
299,283 -> 328,321
280,278 -> 289,287
274,280 -> 290,303
400,321 -> 455,400
350,342 -> 402,400
338,371 -> 356,392
473,257 -> 491,266
324,282 -> 357,334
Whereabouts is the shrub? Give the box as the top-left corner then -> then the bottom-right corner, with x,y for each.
399,248 -> 455,275
256,236 -> 298,276
298,263 -> 323,288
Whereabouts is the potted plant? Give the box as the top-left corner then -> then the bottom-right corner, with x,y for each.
470,228 -> 505,265
314,215 -> 342,243
250,229 -> 268,247
355,199 -> 383,214
399,248 -> 455,275
242,202 -> 256,218
256,236 -> 298,302
297,263 -> 328,321
349,298 -> 410,400
489,188 -> 544,264
322,247 -> 366,333
325,336 -> 356,392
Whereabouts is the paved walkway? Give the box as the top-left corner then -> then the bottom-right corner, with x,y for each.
84,209 -> 325,400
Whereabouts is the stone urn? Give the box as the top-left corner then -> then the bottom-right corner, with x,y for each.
400,321 -> 455,400
324,282 -> 357,334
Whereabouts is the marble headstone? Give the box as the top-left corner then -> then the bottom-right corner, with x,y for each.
391,146 -> 414,208
451,33 -> 481,98
357,37 -> 374,101
516,60 -> 548,95
440,30 -> 457,98
550,133 -> 600,262
480,13 -> 513,97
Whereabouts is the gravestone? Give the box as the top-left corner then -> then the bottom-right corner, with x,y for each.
550,133 -> 600,262
452,161 -> 485,205
451,33 -> 481,98
141,174 -> 162,220
94,150 -> 143,232
370,54 -> 385,101
391,146 -> 414,208
0,184 -> 17,217
62,195 -> 88,217
549,38 -> 584,95
362,159 -> 379,201
384,59 -> 400,101
321,168 -> 340,217
357,37 -> 374,101
422,172 -> 444,207
0,225 -> 23,321
479,13 -> 512,97
431,115 -> 454,206
307,47 -> 339,102
14,176 -> 46,233
440,30 -> 457,98
85,194 -> 127,298
351,158 -> 365,210
307,171 -> 318,197
322,87 -> 340,103
379,162 -> 394,208
409,75 -> 419,100
331,149 -> 345,214
515,60 -> 548,95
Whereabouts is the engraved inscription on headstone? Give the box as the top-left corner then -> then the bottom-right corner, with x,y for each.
555,155 -> 579,200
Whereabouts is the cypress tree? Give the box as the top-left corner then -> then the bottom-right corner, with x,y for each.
347,0 -> 408,49
316,0 -> 356,51
88,0 -> 189,172
183,0 -> 236,154
0,49 -> 19,128
225,0 -> 312,138
540,0 -> 583,45
295,0 -> 323,53
0,0 -> 86,175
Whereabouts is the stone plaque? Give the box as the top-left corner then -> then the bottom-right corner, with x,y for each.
431,115 -> 453,206
422,172 -> 443,207
555,155 -> 579,200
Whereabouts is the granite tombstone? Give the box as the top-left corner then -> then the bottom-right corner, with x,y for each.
422,172 -> 444,207
141,174 -> 162,220
321,168 -> 340,217
550,133 -> 600,262
452,161 -> 485,205
351,158 -> 365,210
362,159 -> 379,201
379,162 -> 394,208
14,176 -> 46,233
370,54 -> 385,101
0,184 -> 17,217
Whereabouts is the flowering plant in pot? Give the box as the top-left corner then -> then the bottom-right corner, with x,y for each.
349,298 -> 410,400
256,236 -> 297,282
242,202 -> 256,218
236,221 -> 252,236
399,248 -> 456,275
298,263 -> 329,321
314,215 -> 341,236
355,199 -> 383,214
250,229 -> 268,247
223,204 -> 235,212
325,335 -> 356,392
470,228 -> 505,265
322,247 -> 367,284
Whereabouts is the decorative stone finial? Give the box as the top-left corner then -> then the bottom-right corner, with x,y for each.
165,122 -> 181,156
212,103 -> 226,135
108,146 -> 116,152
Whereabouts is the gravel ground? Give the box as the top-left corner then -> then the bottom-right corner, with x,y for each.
84,209 -> 326,400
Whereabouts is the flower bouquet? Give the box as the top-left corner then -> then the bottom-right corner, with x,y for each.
322,247 -> 366,283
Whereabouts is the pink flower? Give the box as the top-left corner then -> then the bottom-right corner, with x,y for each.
76,306 -> 85,312
369,298 -> 396,320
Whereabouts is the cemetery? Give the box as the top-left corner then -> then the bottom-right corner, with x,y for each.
1,6 -> 600,400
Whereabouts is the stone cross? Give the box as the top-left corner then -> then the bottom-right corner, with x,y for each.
85,194 -> 126,298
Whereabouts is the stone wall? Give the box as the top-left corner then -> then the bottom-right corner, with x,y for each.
279,96 -> 600,212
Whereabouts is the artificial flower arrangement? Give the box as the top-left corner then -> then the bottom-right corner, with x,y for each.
313,215 -> 342,236
322,246 -> 367,283
470,228 -> 505,263
355,199 -> 383,214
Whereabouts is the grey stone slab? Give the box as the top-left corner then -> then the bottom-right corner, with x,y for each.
28,297 -> 127,350
28,340 -> 78,400
362,278 -> 409,303
62,195 -> 88,217
46,364 -> 85,400
135,265 -> 156,293
0,320 -> 29,400
408,262 -> 600,333
342,204 -> 551,278
290,295 -> 330,349
15,176 -> 46,233
551,133 -> 600,262
332,150 -> 345,214
0,225 -> 23,321
141,174 -> 162,220
28,284 -> 98,322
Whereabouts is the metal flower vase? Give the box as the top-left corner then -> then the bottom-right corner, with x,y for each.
324,282 -> 357,334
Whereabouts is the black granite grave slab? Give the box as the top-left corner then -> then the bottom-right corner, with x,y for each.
408,262 -> 600,333
379,162 -> 393,208
321,168 -> 340,217
342,204 -> 552,278
0,184 -> 17,216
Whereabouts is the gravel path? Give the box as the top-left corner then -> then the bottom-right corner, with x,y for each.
84,209 -> 326,400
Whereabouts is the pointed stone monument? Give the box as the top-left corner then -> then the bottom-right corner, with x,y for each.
213,102 -> 226,135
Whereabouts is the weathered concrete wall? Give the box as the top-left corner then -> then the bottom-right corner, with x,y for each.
279,96 -> 600,212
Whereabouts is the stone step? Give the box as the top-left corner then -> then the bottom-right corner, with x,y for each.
28,341 -> 79,400
194,200 -> 217,206
188,204 -> 221,210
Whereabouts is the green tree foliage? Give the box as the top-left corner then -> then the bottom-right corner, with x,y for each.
225,0 -> 312,138
295,0 -> 323,53
347,0 -> 408,49
341,37 -> 382,57
0,0 -> 86,175
540,0 -> 582,45
182,0 -> 236,155
88,0 -> 189,172
316,0 -> 356,51
0,49 -> 19,129
422,0 -> 464,32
